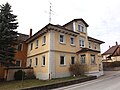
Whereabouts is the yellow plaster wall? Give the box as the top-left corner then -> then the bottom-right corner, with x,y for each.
79,52 -> 99,71
27,52 -> 49,75
54,31 -> 79,53
88,52 -> 99,71
55,52 -> 77,73
27,32 -> 49,57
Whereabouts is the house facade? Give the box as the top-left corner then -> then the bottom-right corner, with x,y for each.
14,33 -> 29,67
26,19 -> 104,80
102,42 -> 120,62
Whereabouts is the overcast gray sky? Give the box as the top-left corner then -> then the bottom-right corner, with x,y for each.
0,0 -> 120,53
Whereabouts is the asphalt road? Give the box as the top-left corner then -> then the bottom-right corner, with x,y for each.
53,71 -> 120,90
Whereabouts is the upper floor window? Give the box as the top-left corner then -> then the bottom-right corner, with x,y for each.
94,43 -> 97,49
34,58 -> 38,67
42,35 -> 46,45
71,56 -> 75,64
60,55 -> 66,65
36,39 -> 39,48
30,43 -> 33,51
60,34 -> 65,43
80,54 -> 86,64
78,25 -> 84,32
91,54 -> 96,64
79,37 -> 85,47
70,36 -> 75,45
89,42 -> 92,48
17,43 -> 23,51
42,56 -> 45,66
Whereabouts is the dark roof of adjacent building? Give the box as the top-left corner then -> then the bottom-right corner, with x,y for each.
17,33 -> 29,43
63,18 -> 89,27
77,48 -> 100,53
88,36 -> 105,44
102,45 -> 119,55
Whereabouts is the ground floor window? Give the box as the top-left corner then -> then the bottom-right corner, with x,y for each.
16,60 -> 21,67
80,54 -> 86,64
42,56 -> 45,66
60,56 -> 65,65
35,58 -> 38,67
91,54 -> 96,64
71,56 -> 75,64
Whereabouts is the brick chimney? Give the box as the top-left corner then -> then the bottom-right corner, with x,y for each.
116,41 -> 118,46
29,28 -> 32,37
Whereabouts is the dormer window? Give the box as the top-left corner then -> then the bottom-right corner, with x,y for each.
78,24 -> 84,32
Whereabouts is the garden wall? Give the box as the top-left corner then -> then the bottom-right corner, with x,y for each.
4,67 -> 33,81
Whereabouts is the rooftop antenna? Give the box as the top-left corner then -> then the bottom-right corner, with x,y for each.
49,2 -> 52,23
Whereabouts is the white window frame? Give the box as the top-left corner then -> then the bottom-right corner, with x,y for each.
60,33 -> 65,44
36,39 -> 39,48
78,24 -> 84,32
70,36 -> 75,46
79,37 -> 85,47
29,59 -> 32,67
17,43 -> 23,51
80,54 -> 86,64
91,54 -> 96,64
34,57 -> 38,67
30,43 -> 33,51
42,35 -> 46,45
71,56 -> 75,64
94,43 -> 97,49
89,42 -> 92,49
60,55 -> 66,66
42,56 -> 45,66
16,60 -> 21,67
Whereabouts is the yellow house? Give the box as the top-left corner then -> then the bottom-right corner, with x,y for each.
26,18 -> 104,80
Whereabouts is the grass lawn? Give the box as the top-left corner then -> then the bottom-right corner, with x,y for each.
0,76 -> 87,90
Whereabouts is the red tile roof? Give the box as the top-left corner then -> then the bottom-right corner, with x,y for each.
102,45 -> 119,55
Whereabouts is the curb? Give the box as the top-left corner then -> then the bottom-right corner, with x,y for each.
21,76 -> 97,90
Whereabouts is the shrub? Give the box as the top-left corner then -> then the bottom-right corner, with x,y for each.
26,70 -> 36,79
69,63 -> 88,76
14,70 -> 26,80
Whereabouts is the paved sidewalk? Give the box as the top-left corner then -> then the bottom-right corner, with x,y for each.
98,71 -> 120,79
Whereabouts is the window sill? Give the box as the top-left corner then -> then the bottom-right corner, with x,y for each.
60,64 -> 66,67
59,42 -> 66,45
34,65 -> 37,68
70,44 -> 76,47
91,63 -> 97,66
35,47 -> 38,49
80,46 -> 85,48
42,43 -> 46,46
41,65 -> 45,67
